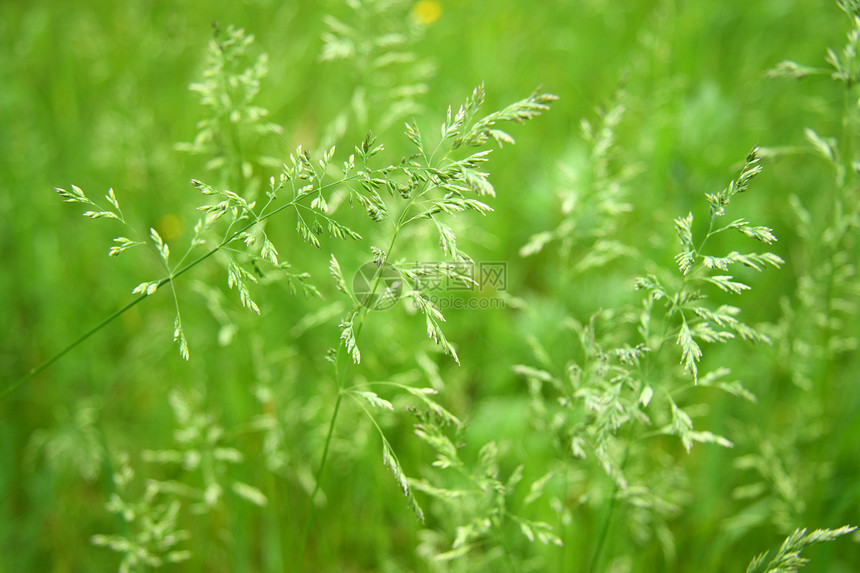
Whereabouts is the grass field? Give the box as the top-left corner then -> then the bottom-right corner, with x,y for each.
1,1 -> 858,571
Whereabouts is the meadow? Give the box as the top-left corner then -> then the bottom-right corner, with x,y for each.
1,0 -> 858,571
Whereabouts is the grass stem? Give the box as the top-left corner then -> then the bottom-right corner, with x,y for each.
297,391 -> 342,568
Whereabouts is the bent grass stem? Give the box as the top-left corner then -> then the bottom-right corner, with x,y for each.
2,177 -> 359,399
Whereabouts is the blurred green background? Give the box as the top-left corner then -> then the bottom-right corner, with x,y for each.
1,0 -> 858,571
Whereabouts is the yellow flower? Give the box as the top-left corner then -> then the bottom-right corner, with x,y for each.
156,213 -> 183,242
411,0 -> 442,25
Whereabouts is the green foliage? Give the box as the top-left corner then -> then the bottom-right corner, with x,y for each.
412,410 -> 560,568
142,388 -> 268,511
90,454 -> 191,572
27,397 -> 103,482
516,146 -> 779,511
746,526 -> 857,573
176,24 -> 282,192
520,92 -> 634,268
43,17 -> 557,569
636,147 -> 782,382
2,1 -> 859,572
319,0 -> 435,143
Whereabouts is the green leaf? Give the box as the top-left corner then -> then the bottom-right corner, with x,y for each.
56,184 -> 90,204
231,482 -> 268,507
82,209 -> 119,220
109,237 -> 144,258
723,219 -> 778,244
703,275 -> 750,294
412,293 -> 459,364
405,119 -> 423,151
150,228 -> 170,264
766,60 -> 824,79
434,219 -> 468,262
702,251 -> 784,272
260,238 -> 279,266
329,254 -> 348,293
746,525 -> 857,573
639,385 -> 654,407
296,217 -> 321,248
454,87 -> 558,148
634,274 -> 669,301
675,213 -> 694,251
351,390 -> 394,411
326,219 -> 362,240
804,127 -> 836,162
401,386 -> 462,427
226,260 -> 260,314
381,440 -> 424,523
675,250 -> 696,276
488,128 -> 515,147
426,196 -> 492,217
524,472 -> 553,505
132,280 -> 161,296
520,231 -> 553,257
173,316 -> 190,361
459,166 -> 495,197
105,188 -> 121,212
340,312 -> 361,364
677,320 -> 702,380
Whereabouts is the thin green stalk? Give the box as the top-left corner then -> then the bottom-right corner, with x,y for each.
585,439 -> 631,573
227,105 -> 246,198
2,241 -> 216,399
559,477 -> 570,572
296,237 -> 400,565
265,467 -> 286,572
1,294 -> 146,399
297,391 -> 342,567
296,185 -> 413,568
97,416 -> 127,543
495,519 -> 522,573
585,484 -> 619,573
